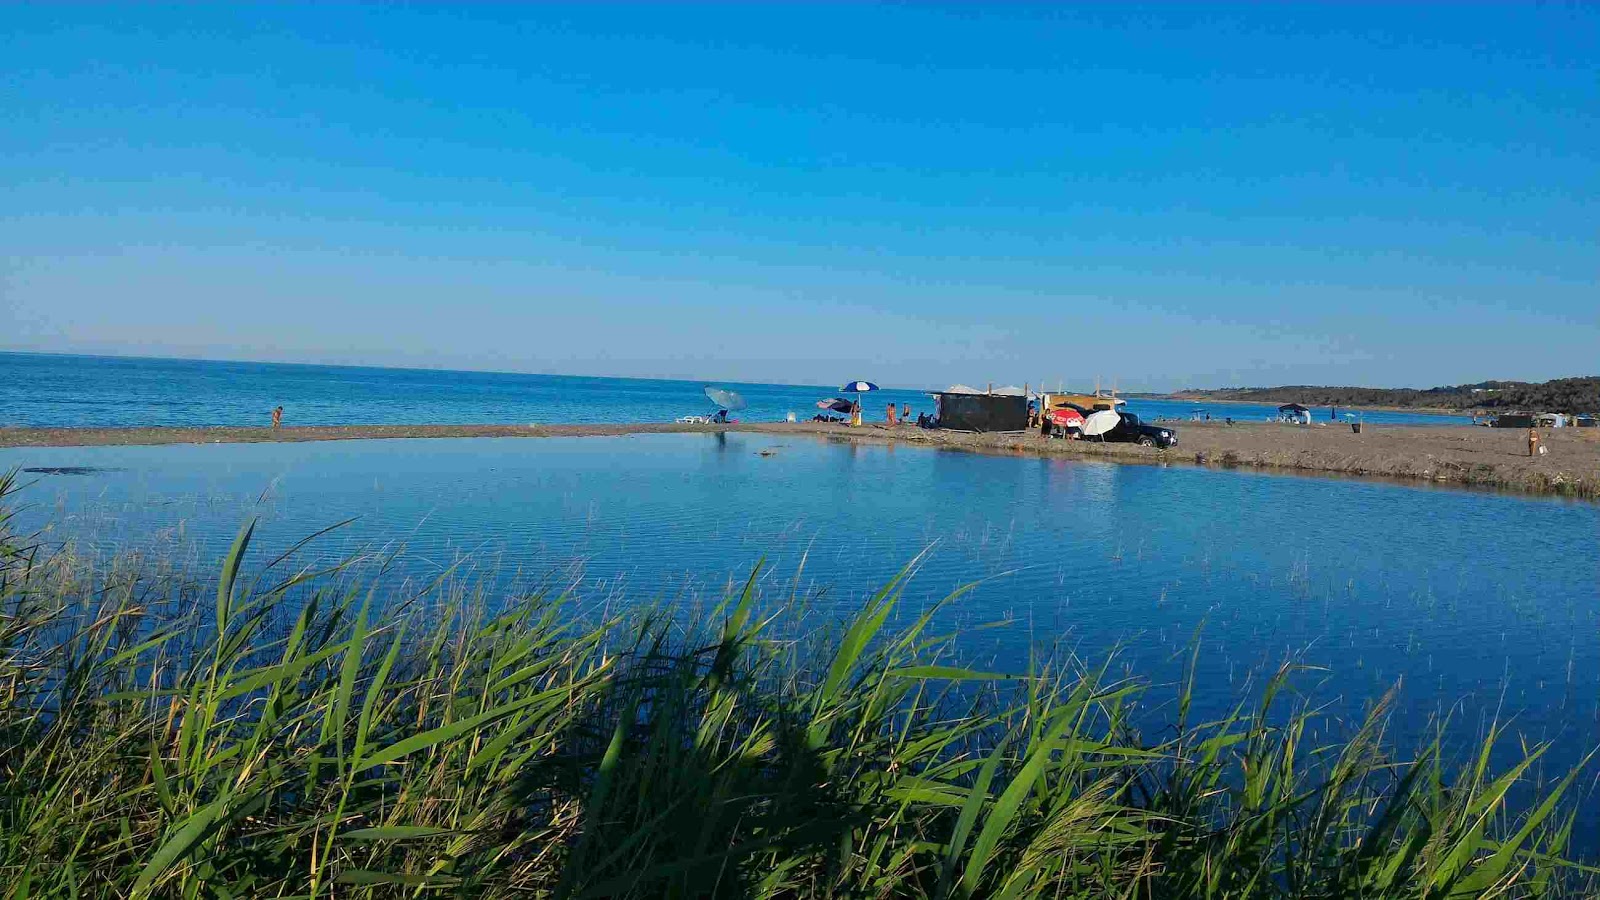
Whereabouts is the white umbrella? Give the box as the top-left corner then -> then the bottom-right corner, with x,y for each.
703,386 -> 748,411
1082,409 -> 1122,439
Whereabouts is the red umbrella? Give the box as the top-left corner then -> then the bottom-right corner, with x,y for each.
1049,408 -> 1085,428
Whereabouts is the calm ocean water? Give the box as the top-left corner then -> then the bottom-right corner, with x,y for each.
0,351 -> 1473,428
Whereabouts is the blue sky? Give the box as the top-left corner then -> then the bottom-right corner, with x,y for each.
3,4 -> 1595,390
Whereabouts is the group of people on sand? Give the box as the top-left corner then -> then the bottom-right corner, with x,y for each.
810,402 -> 930,427
887,403 -> 938,428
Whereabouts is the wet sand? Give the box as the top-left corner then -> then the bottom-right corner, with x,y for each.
2,420 -> 1596,499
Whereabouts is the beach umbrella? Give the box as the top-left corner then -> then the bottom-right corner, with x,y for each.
703,386 -> 747,411
840,381 -> 878,420
1082,409 -> 1121,439
1049,407 -> 1085,428
817,398 -> 854,413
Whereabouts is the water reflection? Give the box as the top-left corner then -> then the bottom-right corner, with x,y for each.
3,432 -> 1597,829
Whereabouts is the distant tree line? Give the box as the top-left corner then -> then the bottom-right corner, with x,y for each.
1173,376 -> 1600,412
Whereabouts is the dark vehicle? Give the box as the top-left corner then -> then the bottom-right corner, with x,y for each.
1103,412 -> 1177,449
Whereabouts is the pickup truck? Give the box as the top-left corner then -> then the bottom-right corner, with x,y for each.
1102,412 -> 1177,449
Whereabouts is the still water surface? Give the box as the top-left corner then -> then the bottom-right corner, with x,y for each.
4,432 -> 1594,824
1,351 -> 1472,427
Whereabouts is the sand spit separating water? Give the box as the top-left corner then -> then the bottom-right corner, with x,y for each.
2,421 -> 1596,499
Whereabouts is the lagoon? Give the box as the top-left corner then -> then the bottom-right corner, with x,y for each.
6,430 -> 1594,779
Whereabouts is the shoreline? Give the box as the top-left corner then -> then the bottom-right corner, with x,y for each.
1156,395 -> 1470,416
2,421 -> 1596,500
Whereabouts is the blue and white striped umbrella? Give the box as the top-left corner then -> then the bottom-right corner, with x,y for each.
840,381 -> 878,393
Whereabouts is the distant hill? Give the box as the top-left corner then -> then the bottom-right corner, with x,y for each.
1172,377 -> 1600,412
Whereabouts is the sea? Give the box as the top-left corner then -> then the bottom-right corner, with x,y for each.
0,351 -> 1473,428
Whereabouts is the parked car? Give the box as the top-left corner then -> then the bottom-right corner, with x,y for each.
1103,412 -> 1177,448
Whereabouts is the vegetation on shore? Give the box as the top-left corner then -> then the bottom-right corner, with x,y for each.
1173,376 -> 1600,413
1,473 -> 1595,897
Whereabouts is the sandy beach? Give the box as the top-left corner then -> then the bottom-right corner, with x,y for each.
3,420 -> 1596,499
1157,394 -> 1470,416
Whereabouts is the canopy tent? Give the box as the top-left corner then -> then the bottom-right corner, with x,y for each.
1278,402 -> 1312,424
939,384 -> 1027,397
1043,392 -> 1124,412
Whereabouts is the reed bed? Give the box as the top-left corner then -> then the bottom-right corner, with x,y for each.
0,471 -> 1593,898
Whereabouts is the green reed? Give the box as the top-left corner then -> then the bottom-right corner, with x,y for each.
0,470 -> 1594,898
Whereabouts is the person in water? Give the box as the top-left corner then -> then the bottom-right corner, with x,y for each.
271,406 -> 283,428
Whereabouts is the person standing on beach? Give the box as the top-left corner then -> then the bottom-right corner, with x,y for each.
886,402 -> 898,425
1527,426 -> 1540,457
272,406 -> 283,428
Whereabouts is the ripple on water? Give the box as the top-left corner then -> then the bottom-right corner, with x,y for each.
1,431 -> 1596,836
